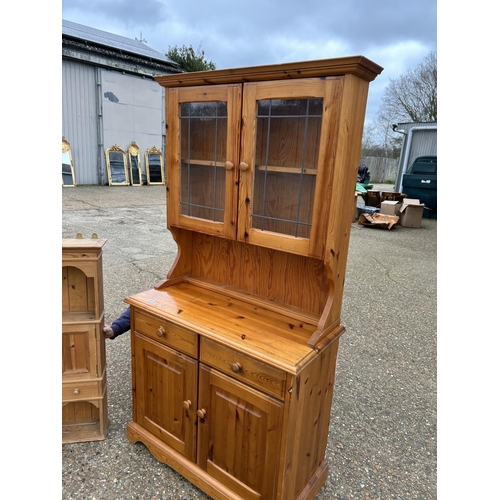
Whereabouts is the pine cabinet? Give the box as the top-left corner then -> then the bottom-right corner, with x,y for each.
126,56 -> 382,499
62,238 -> 108,443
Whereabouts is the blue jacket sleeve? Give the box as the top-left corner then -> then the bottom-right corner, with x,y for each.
110,307 -> 131,339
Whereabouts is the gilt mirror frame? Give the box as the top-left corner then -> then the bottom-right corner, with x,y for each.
144,146 -> 165,185
105,145 -> 129,186
62,137 -> 76,187
128,141 -> 143,186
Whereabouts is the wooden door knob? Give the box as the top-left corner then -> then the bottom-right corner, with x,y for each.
225,161 -> 235,171
73,389 -> 80,395
197,409 -> 206,419
157,326 -> 166,337
239,162 -> 249,172
231,362 -> 242,373
183,400 -> 192,409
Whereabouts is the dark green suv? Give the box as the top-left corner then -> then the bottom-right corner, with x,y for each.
402,156 -> 437,218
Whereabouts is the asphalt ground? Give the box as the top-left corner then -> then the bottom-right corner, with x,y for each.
61,184 -> 437,499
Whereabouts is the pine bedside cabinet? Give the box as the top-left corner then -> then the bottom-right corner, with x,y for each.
62,237 -> 108,444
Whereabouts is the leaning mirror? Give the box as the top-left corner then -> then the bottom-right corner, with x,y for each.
105,145 -> 129,186
128,141 -> 144,186
145,146 -> 165,185
62,137 -> 76,187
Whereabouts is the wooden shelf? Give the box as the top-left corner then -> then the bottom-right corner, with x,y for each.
126,280 -> 324,373
62,390 -> 108,444
181,275 -> 321,325
256,165 -> 317,175
180,159 -> 318,176
62,311 -> 102,323
63,422 -> 104,444
181,158 -> 226,168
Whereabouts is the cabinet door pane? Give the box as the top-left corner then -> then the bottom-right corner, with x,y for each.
180,102 -> 227,223
252,98 -> 322,238
168,84 -> 241,239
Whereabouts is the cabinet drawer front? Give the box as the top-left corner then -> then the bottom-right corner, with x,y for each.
133,309 -> 198,357
200,338 -> 286,400
62,380 -> 102,402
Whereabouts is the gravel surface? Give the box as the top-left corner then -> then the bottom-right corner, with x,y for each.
60,184 -> 437,499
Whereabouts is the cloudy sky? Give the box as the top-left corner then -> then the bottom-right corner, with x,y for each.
61,0 -> 437,127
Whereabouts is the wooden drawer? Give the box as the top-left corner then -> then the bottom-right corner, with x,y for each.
200,337 -> 286,400
62,379 -> 103,402
133,308 -> 198,358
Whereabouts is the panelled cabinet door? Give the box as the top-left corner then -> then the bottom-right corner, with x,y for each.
166,84 -> 242,239
197,364 -> 284,500
134,334 -> 198,461
62,323 -> 98,381
238,77 -> 342,258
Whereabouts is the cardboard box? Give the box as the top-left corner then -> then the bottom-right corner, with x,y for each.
366,190 -> 381,207
399,199 -> 425,228
380,200 -> 402,217
356,205 -> 380,219
358,213 -> 399,230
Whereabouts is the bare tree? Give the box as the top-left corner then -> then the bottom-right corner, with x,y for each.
380,51 -> 437,123
362,103 -> 403,160
361,121 -> 379,155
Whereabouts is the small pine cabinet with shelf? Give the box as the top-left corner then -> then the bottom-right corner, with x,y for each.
62,238 -> 108,444
126,56 -> 382,499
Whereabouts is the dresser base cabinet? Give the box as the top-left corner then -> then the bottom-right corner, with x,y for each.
126,294 -> 342,500
127,341 -> 339,500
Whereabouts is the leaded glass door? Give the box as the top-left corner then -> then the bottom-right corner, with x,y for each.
238,78 -> 339,258
166,84 -> 241,239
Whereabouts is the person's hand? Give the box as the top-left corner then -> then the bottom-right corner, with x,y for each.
103,324 -> 114,339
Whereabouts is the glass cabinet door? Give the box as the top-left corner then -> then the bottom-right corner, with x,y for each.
238,78 -> 339,258
166,85 -> 242,239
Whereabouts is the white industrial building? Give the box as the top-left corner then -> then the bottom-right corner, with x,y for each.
62,20 -> 182,185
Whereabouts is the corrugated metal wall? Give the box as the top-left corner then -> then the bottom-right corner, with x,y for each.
100,70 -> 165,185
405,129 -> 437,167
62,58 -> 165,185
62,59 -> 100,185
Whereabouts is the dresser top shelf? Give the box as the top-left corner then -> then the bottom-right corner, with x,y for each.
125,281 -> 342,373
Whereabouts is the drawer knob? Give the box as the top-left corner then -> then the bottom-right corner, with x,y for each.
197,409 -> 206,419
183,400 -> 192,409
231,362 -> 242,373
157,326 -> 166,337
73,389 -> 80,395
225,161 -> 235,171
239,161 -> 249,172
